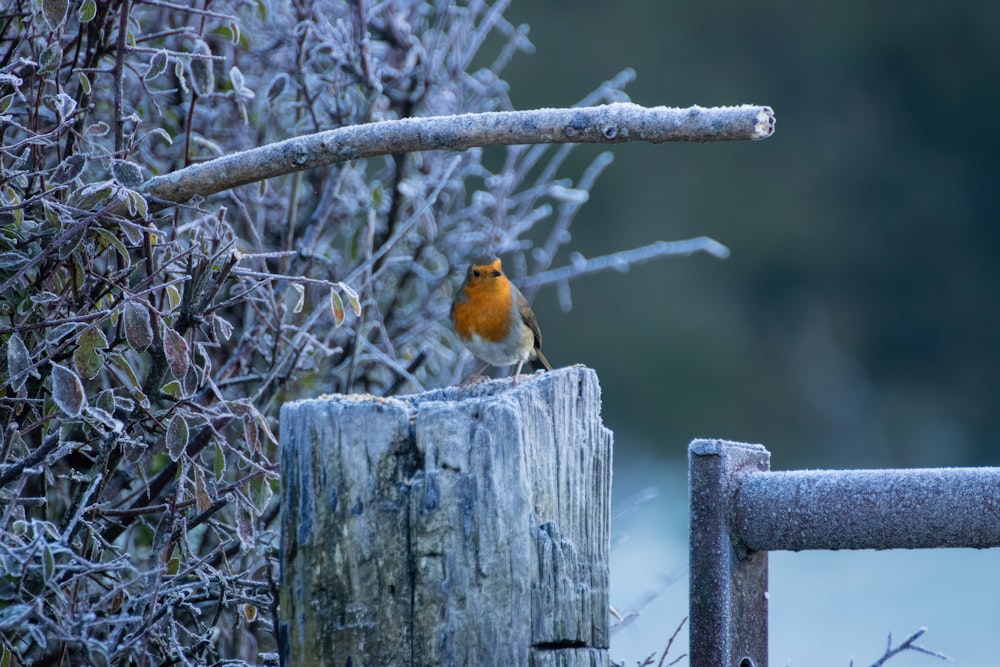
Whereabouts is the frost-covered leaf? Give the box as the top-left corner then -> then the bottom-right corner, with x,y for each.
51,154 -> 86,185
329,288 -> 345,326
0,251 -> 29,269
163,327 -> 190,378
93,227 -> 129,265
212,314 -> 233,341
165,284 -> 181,310
337,281 -> 362,316
124,189 -> 149,220
85,121 -> 109,136
95,388 -> 115,414
47,92 -> 76,119
7,332 -> 32,392
42,543 -> 55,582
111,159 -> 144,188
243,414 -> 259,454
229,65 -> 245,92
226,398 -> 254,419
267,74 -> 288,104
144,49 -> 168,82
193,465 -> 211,512
291,283 -> 304,313
85,405 -> 121,432
249,474 -> 272,514
42,0 -> 69,30
73,327 -> 108,380
173,59 -> 188,94
70,180 -> 115,210
51,363 -> 86,417
236,503 -> 254,550
240,603 -> 258,622
165,413 -> 189,461
214,441 -> 226,479
38,44 -> 63,74
189,41 -> 214,95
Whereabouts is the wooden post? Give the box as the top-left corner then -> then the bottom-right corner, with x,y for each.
279,366 -> 612,667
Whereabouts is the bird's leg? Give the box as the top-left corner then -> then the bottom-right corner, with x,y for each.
511,359 -> 526,386
461,361 -> 492,387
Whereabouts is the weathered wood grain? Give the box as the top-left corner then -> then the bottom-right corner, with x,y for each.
279,366 -> 612,666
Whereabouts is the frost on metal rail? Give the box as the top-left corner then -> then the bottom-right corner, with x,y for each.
688,438 -> 1000,667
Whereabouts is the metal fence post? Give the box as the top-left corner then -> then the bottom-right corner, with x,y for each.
689,439 -> 770,667
690,438 -> 1000,666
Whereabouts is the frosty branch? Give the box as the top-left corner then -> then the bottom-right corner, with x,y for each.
142,102 -> 775,205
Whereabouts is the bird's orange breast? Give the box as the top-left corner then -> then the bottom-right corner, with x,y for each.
453,279 -> 513,344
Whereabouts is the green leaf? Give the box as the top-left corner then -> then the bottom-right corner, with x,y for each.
0,94 -> 13,115
165,284 -> 181,310
51,363 -> 86,417
165,414 -> 189,461
73,327 -> 108,380
77,0 -> 96,22
160,380 -> 181,398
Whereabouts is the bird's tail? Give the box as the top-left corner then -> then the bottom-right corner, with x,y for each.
531,350 -> 553,372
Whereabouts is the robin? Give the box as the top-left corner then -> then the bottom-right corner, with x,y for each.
451,256 -> 552,383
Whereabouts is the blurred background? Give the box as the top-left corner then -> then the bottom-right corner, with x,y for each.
498,1 -> 1000,664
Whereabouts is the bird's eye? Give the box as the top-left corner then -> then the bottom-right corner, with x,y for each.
472,269 -> 480,278
492,270 -> 502,277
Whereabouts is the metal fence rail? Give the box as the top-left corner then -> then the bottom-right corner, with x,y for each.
689,438 -> 1000,667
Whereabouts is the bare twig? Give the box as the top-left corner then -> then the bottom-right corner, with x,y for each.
658,616 -> 687,667
853,627 -> 950,667
141,104 -> 775,205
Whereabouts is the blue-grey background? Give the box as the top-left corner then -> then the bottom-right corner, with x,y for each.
499,1 -> 1000,663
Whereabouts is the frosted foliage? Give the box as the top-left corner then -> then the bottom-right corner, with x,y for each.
0,0 -> 630,664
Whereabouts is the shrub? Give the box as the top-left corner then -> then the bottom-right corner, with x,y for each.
0,1 -> 622,663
